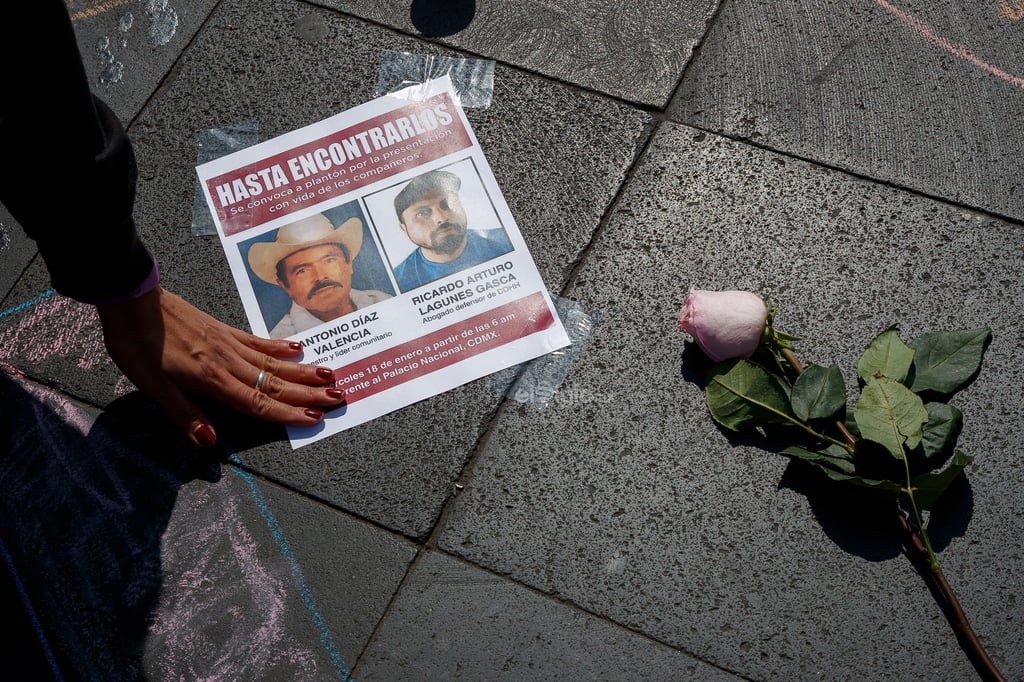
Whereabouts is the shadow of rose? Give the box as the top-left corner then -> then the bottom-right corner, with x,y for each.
678,342 -> 974,563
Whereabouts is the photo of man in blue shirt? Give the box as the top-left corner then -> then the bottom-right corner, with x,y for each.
392,169 -> 514,291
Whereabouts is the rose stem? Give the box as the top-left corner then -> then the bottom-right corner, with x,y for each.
896,515 -> 1006,682
780,349 -> 856,445
780,347 -> 1005,682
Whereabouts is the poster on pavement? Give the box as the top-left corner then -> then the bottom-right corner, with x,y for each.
196,76 -> 570,448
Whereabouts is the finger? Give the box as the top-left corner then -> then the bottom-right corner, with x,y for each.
224,332 -> 334,386
143,376 -> 218,448
246,385 -> 333,426
177,342 -> 336,410
189,421 -> 219,448
230,327 -> 304,358
255,370 -> 347,409
224,350 -> 334,388
262,355 -> 336,386
199,364 -> 337,425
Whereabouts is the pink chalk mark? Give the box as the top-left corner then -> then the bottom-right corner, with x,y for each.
0,361 -> 26,379
873,0 -> 1024,90
0,294 -> 135,395
22,378 -> 96,438
147,482 -> 320,679
0,295 -> 107,369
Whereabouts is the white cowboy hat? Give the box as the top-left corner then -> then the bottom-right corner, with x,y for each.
247,214 -> 363,284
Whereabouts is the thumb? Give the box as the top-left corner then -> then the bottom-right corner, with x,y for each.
149,379 -> 218,448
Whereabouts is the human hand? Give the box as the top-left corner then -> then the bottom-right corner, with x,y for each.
96,286 -> 343,447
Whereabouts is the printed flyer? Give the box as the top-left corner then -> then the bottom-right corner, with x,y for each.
196,77 -> 570,448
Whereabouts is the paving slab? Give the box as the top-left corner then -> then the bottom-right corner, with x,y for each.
0,284 -> 127,406
0,206 -> 38,301
0,367 -> 414,680
672,0 -> 1024,222
356,549 -> 743,680
315,0 -> 721,107
0,0 -> 651,539
440,122 -> 1024,680
142,469 -> 417,680
68,0 -> 219,121
127,0 -> 652,297
5,0 -> 1023,678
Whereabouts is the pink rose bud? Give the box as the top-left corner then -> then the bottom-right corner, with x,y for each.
678,289 -> 768,362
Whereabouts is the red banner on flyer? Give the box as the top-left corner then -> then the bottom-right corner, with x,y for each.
332,292 -> 555,403
206,93 -> 473,235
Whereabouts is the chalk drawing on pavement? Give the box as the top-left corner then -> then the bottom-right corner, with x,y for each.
0,369 -> 346,679
873,0 -> 1024,90
0,291 -> 134,396
997,0 -> 1024,20
144,472 -> 329,680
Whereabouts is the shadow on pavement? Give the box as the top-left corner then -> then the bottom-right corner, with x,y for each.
0,370 -> 221,680
678,342 -> 974,562
410,0 -> 477,37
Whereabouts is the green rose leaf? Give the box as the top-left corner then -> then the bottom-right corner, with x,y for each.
781,444 -> 856,474
823,466 -> 905,489
908,328 -> 992,395
857,327 -> 915,383
791,363 -> 847,421
854,376 -> 929,459
816,465 -> 903,493
706,359 -> 795,432
917,402 -> 964,460
912,450 -> 974,510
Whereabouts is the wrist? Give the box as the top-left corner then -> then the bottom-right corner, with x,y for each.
87,257 -> 161,306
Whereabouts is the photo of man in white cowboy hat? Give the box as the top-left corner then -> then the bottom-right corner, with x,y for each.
247,213 -> 391,339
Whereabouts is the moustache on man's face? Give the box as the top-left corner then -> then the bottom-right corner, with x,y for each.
307,279 -> 344,299
433,222 -> 462,235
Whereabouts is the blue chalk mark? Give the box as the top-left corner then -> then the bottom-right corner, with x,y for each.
0,534 -> 65,681
228,454 -> 354,681
0,289 -> 55,320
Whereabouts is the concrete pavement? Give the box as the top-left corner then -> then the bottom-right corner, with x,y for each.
1,0 -> 1022,679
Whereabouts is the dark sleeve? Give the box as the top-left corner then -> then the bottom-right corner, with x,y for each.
0,1 -> 157,303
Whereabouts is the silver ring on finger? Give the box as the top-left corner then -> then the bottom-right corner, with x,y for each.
254,369 -> 267,392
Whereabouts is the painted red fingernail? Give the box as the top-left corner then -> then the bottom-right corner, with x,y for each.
316,367 -> 334,380
326,388 -> 345,400
304,409 -> 324,420
288,342 -> 303,351
192,423 -> 217,447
